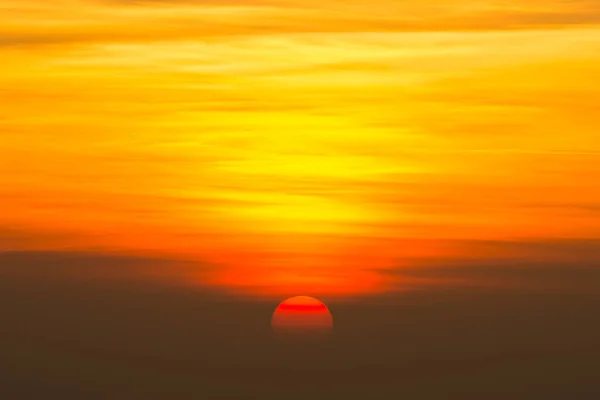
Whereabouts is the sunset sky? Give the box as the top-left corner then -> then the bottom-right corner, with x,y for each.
1,0 -> 600,297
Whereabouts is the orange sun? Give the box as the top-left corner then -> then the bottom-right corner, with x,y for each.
271,296 -> 333,336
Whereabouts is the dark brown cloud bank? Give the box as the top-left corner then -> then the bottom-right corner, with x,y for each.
1,250 -> 599,399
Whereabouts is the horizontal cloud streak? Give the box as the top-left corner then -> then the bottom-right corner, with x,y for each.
0,250 -> 214,288
3,0 -> 600,48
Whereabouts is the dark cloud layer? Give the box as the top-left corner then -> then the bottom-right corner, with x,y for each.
395,262 -> 600,294
383,238 -> 600,294
0,250 -> 212,288
1,251 -> 599,399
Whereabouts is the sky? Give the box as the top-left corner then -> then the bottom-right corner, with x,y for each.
1,1 -> 600,398
2,0 -> 600,297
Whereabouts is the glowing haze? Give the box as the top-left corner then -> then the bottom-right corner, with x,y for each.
1,0 -> 600,296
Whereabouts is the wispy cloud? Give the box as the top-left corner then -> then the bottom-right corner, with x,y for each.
3,1 -> 600,48
0,249 -> 214,289
381,238 -> 600,293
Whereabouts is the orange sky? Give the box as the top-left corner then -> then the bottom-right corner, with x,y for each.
1,0 -> 600,296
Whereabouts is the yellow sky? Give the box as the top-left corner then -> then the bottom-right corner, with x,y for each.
1,0 -> 600,295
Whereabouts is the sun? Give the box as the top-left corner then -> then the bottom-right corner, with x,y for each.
271,296 -> 333,336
